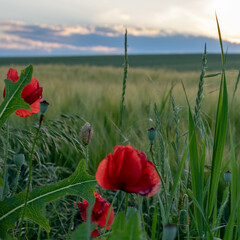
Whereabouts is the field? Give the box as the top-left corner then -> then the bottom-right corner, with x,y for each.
1,49 -> 240,239
1,62 -> 240,172
1,53 -> 240,71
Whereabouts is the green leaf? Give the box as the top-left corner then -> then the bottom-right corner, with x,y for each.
71,222 -> 97,240
0,65 -> 32,128
0,160 -> 96,238
188,107 -> 203,236
151,204 -> 158,240
207,15 -> 228,218
110,211 -> 146,240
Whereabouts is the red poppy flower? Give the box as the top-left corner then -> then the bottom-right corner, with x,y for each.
3,68 -> 43,117
77,192 -> 114,237
96,145 -> 160,197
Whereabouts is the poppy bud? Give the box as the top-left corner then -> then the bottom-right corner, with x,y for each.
40,100 -> 49,114
163,223 -> 177,240
147,128 -> 157,143
224,171 -> 232,184
14,153 -> 25,168
80,122 -> 93,146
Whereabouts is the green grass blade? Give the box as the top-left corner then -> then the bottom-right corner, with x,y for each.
188,107 -> 203,236
151,203 -> 158,240
165,143 -> 189,222
207,15 -> 228,218
230,127 -> 237,215
182,79 -> 203,235
223,193 -> 240,240
185,187 -> 213,240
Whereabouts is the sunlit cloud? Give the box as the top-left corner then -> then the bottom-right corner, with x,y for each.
0,35 -> 118,53
0,21 -> 120,53
0,20 -> 240,56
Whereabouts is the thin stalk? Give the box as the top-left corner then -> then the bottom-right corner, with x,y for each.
67,197 -> 80,239
2,118 -> 9,199
85,145 -> 88,170
12,168 -> 21,196
119,29 -> 128,137
125,193 -> 129,216
67,145 -> 88,239
138,195 -> 146,232
103,190 -> 120,234
18,114 -> 43,240
150,143 -> 168,205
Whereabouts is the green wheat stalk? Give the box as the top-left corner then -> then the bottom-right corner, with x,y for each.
194,43 -> 207,125
119,29 -> 129,135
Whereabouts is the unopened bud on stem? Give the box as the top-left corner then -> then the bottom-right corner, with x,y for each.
14,153 -> 25,168
147,128 -> 157,143
80,122 -> 93,146
224,171 -> 232,184
40,100 -> 49,114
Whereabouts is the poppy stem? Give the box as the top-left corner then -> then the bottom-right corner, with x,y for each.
85,145 -> 88,170
138,195 -> 146,232
2,117 -> 9,200
17,115 -> 43,240
67,196 -> 80,240
125,193 -> 129,216
103,190 -> 120,235
12,168 -> 21,196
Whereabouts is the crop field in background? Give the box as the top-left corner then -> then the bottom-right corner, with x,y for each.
1,53 -> 240,71
1,41 -> 240,239
0,61 -> 240,172
0,63 -> 240,171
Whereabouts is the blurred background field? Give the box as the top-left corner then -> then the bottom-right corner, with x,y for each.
1,53 -> 240,71
1,54 -> 240,239
0,56 -> 240,174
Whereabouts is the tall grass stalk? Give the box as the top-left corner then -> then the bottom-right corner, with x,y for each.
2,118 -> 9,199
171,96 -> 181,163
18,115 -> 43,240
119,29 -> 128,137
194,44 -> 207,125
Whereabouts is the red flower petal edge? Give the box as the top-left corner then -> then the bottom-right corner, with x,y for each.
77,192 -> 114,237
3,68 -> 43,117
96,145 -> 160,197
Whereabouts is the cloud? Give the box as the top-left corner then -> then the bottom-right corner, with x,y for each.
0,21 -> 121,54
0,20 -> 240,56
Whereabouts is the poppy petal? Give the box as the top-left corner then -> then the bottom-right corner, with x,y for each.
21,77 -> 39,98
97,201 -> 114,229
91,229 -> 99,237
7,68 -> 19,82
15,99 -> 41,117
126,161 -> 160,196
3,68 -> 20,98
96,155 -> 118,191
115,146 -> 143,189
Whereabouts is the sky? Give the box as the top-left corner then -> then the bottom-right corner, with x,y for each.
0,0 -> 240,56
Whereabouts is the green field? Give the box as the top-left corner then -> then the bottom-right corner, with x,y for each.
1,51 -> 240,239
1,53 -> 240,71
0,62 -> 240,171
